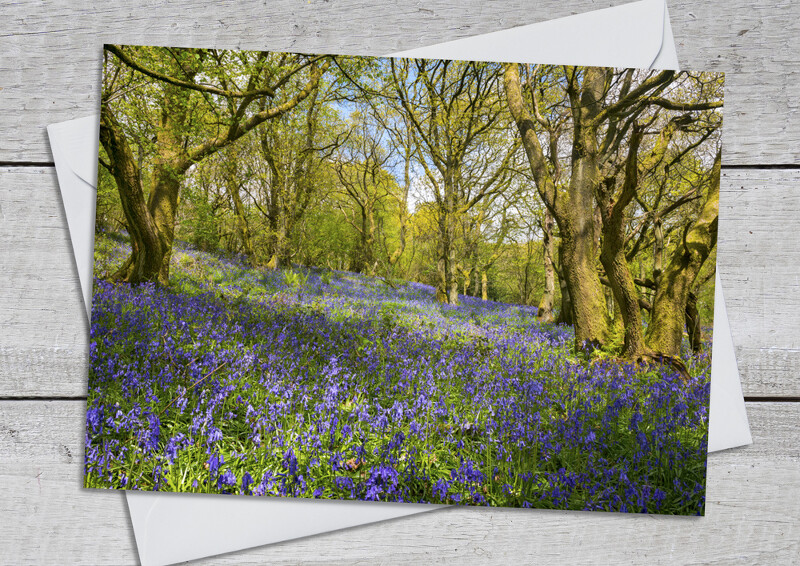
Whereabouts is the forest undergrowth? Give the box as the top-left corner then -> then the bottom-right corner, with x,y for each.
85,232 -> 710,514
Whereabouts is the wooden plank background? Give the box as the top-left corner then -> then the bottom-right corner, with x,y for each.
1,0 -> 798,563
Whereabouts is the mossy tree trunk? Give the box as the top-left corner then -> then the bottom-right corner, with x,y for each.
599,126 -> 647,357
443,173 -> 459,305
99,104 -> 165,285
557,277 -> 574,325
646,153 -> 721,355
100,79 -> 193,285
435,208 -> 455,303
685,291 -> 702,353
536,208 -> 556,323
101,46 -> 329,284
505,63 -> 612,350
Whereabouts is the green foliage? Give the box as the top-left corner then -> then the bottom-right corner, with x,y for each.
95,159 -> 125,233
283,268 -> 309,289
86,234 -> 711,513
99,44 -> 722,352
179,182 -> 221,252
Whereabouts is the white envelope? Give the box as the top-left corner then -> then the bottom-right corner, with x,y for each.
48,1 -> 751,564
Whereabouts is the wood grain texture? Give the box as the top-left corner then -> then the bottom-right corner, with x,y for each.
3,167 -> 799,397
1,400 -> 797,565
2,2 -> 800,563
0,0 -> 624,164
0,0 -> 799,164
718,169 -> 800,397
669,0 -> 800,166
0,168 -> 88,397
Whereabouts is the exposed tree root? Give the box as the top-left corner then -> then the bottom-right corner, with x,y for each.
635,351 -> 691,383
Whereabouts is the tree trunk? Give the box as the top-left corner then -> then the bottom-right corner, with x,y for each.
521,245 -> 532,305
435,213 -> 449,303
448,239 -> 459,304
225,173 -> 254,261
481,269 -> 488,301
364,206 -> 376,273
350,205 -> 376,274
148,161 -> 182,285
537,209 -> 555,323
685,291 -> 702,353
435,206 -> 459,305
599,127 -> 647,357
556,274 -> 574,325
601,235 -> 647,356
99,104 -> 165,284
562,68 -> 613,349
266,221 -> 291,270
504,63 -> 610,350
101,80 -> 195,285
646,153 -> 720,356
559,179 -> 611,348
654,218 -> 664,281
593,203 -> 603,258
263,142 -> 287,270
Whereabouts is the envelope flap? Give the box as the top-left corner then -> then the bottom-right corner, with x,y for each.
47,117 -> 99,320
392,0 -> 665,70
128,493 -> 436,566
708,272 -> 753,451
49,115 -> 100,187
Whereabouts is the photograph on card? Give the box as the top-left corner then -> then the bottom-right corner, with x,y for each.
86,44 -> 723,515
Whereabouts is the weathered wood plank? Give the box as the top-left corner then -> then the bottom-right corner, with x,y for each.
718,169 -> 800,397
0,0 -> 624,164
670,0 -> 800,166
2,167 -> 799,397
0,401 -> 135,564
0,168 -> 88,397
0,0 -> 799,164
1,400 -> 797,564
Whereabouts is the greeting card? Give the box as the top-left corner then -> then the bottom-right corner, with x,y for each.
85,44 -> 723,515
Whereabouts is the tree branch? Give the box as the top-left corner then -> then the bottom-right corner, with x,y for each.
592,70 -> 675,125
645,97 -> 723,111
106,45 -> 277,98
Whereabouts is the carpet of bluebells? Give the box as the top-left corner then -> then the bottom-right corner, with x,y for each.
85,232 -> 710,515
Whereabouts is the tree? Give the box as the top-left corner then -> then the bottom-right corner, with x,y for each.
597,123 -> 647,356
535,208 -> 557,322
332,107 -> 397,274
255,84 -> 342,269
594,68 -> 723,358
507,171 -> 558,319
100,45 -> 330,284
393,59 -> 517,304
377,114 -> 416,279
505,64 -> 619,348
505,64 -> 722,353
460,200 -> 514,301
645,152 -> 720,354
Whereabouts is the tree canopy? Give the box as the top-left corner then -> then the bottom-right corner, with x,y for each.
98,45 -> 723,359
